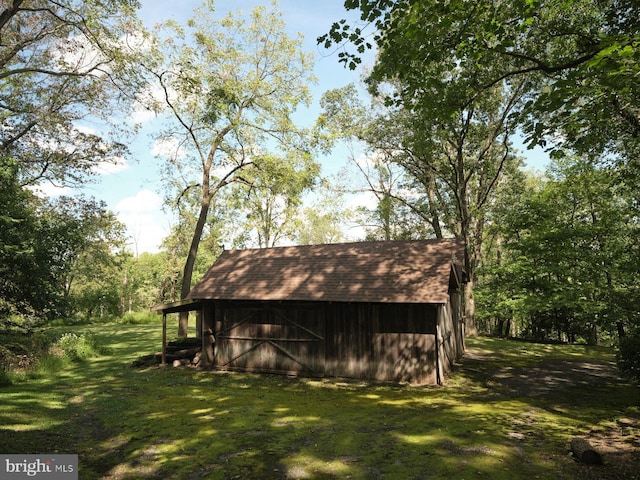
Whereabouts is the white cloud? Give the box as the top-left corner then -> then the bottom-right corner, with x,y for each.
152,137 -> 184,159
348,190 -> 378,210
116,189 -> 163,213
129,84 -> 166,125
27,183 -> 74,198
116,190 -> 169,254
92,156 -> 129,175
130,104 -> 157,124
74,124 -> 97,136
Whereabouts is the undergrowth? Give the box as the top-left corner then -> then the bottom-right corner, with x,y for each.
0,330 -> 111,385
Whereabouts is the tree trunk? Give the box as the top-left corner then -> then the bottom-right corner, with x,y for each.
617,321 -> 626,339
178,197 -> 211,337
570,438 -> 603,465
464,279 -> 477,337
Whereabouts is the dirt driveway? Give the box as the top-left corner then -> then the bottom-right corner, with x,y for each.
460,344 -> 640,480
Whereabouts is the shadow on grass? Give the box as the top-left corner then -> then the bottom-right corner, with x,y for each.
1,329 -> 637,480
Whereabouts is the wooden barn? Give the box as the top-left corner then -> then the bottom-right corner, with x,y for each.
154,238 -> 466,385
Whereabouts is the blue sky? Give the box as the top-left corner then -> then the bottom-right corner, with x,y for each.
59,1 -> 549,255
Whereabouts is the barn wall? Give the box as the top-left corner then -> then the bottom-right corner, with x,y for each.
436,290 -> 465,380
209,300 -> 441,384
450,289 -> 465,354
323,302 -> 438,384
201,302 -> 215,367
437,303 -> 453,378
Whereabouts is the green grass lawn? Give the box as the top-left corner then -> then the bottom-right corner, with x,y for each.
1,321 -> 638,479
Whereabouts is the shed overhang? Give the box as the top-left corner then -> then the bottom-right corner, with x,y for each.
151,298 -> 204,315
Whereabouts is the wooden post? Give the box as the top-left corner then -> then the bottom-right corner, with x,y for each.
162,313 -> 167,365
201,303 -> 215,368
435,306 -> 445,385
196,310 -> 202,338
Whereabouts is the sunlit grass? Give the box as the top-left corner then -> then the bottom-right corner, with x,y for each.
0,325 -> 636,479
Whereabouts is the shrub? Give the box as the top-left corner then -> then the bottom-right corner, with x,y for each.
118,311 -> 161,325
616,334 -> 640,382
54,332 -> 111,362
0,369 -> 12,387
29,354 -> 66,378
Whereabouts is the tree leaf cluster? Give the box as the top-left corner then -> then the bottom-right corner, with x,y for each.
322,0 -> 639,162
0,157 -> 127,324
0,0 -> 147,187
143,3 -> 319,336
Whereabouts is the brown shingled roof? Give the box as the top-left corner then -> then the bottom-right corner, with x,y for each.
186,238 -> 464,304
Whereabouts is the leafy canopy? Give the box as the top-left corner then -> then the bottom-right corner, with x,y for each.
320,0 -> 639,159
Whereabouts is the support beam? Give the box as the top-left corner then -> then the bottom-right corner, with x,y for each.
162,313 -> 167,365
201,303 -> 215,368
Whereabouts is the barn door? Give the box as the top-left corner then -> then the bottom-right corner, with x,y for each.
215,304 -> 325,376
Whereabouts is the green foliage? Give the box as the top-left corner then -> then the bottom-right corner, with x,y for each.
477,156 -> 639,342
0,329 -> 59,384
1,159 -> 129,325
53,332 -> 111,362
146,2 -> 318,313
617,334 -> 640,381
29,354 -> 67,379
0,0 -> 146,186
317,76 -> 525,334
323,0 -> 639,161
0,369 -> 11,387
220,153 -> 321,247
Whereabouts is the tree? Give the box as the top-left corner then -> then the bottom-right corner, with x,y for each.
0,0 -> 146,187
322,0 -> 639,337
218,153 -> 319,248
318,81 -> 526,333
127,251 -> 173,311
0,156 -> 38,323
316,85 -> 430,242
478,156 -> 639,343
1,157 -> 127,324
61,198 -> 128,319
321,0 -> 639,160
145,2 -> 316,336
296,176 -> 352,245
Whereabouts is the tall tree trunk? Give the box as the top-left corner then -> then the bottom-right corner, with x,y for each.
178,197 -> 211,337
617,321 -> 626,339
464,277 -> 478,337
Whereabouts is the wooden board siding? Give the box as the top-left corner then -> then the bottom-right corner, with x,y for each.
451,289 -> 465,354
437,303 -> 454,381
437,289 -> 464,380
323,303 -> 438,383
214,301 -> 325,376
211,301 -> 440,384
375,304 -> 438,384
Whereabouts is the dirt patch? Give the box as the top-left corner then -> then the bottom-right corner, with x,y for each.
580,416 -> 640,480
460,345 -> 640,479
463,346 -> 621,397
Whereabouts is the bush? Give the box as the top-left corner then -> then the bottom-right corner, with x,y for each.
118,311 -> 161,325
53,332 -> 111,362
29,354 -> 66,378
0,369 -> 12,387
616,334 -> 640,381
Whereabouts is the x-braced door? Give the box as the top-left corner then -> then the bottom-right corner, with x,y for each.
215,304 -> 325,376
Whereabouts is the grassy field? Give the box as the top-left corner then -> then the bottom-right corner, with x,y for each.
0,320 -> 638,479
